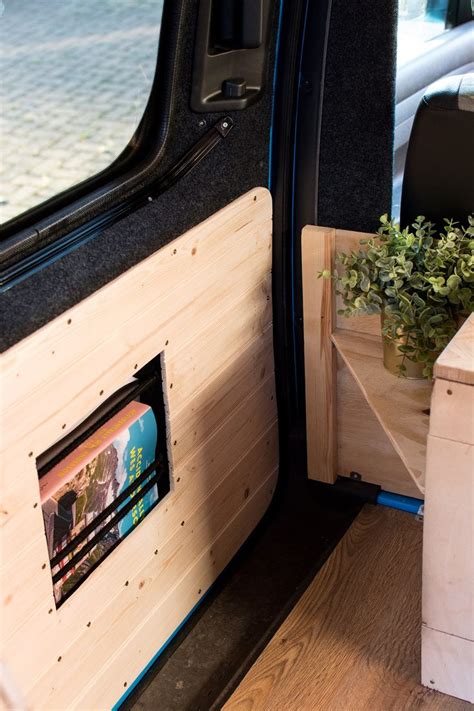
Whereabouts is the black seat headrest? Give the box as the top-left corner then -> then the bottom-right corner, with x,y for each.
400,73 -> 474,229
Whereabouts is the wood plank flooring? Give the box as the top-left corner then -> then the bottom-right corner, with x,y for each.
224,506 -> 471,711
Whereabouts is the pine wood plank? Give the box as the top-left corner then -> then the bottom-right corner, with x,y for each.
0,189 -> 277,709
422,361 -> 474,703
301,226 -> 337,483
337,356 -> 423,498
423,435 -> 474,643
225,507 -> 470,711
0,331 -> 275,566
422,627 -> 474,703
26,432 -> 279,705
2,382 -> 277,652
73,470 -> 277,711
434,314 -> 474,386
429,378 -> 474,447
332,328 -> 431,492
0,190 -> 271,415
0,214 -> 272,455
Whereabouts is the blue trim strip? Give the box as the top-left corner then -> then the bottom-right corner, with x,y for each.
111,590 -> 210,710
377,490 -> 424,515
289,0 -> 310,412
268,0 -> 285,190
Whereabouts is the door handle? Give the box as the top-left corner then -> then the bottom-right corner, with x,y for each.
191,0 -> 271,112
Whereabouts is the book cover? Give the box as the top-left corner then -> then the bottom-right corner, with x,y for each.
40,400 -> 159,603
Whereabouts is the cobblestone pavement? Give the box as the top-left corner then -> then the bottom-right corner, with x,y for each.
0,0 -> 163,223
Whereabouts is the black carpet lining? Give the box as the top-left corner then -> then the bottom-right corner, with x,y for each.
0,0 -> 280,352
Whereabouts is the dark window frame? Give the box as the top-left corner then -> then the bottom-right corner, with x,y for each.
0,0 -> 182,267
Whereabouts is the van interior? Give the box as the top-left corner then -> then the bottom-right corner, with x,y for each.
0,1 -> 473,709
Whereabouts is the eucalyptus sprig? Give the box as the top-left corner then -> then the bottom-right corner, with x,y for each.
321,215 -> 474,377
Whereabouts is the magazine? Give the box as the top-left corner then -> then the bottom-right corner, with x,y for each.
40,401 -> 158,603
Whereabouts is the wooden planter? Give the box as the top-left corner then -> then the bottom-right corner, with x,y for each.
302,225 -> 473,703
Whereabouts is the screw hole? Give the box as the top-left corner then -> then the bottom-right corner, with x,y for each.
173,440 -> 177,446
447,389 -> 453,395
173,249 -> 177,255
62,424 -> 66,430
154,549 -> 158,555
134,363 -> 138,370
176,477 -> 181,483
181,520 -> 185,526
87,621 -> 91,627
253,196 -> 257,202
57,656 -> 62,662
198,588 -> 202,595
124,682 -> 128,688
99,390 -> 104,396
170,383 -> 173,389
48,608 -> 53,615
125,580 -> 129,587
33,503 -> 38,509
67,319 -> 72,325
28,451 -> 33,458
430,680 -> 435,685
42,563 -> 47,570
165,340 -> 169,346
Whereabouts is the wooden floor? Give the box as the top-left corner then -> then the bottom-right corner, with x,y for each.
224,506 -> 471,711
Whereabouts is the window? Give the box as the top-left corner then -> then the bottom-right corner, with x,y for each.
397,0 -> 449,66
393,0 -> 474,220
0,0 -> 164,225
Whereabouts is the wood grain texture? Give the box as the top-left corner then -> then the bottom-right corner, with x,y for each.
0,189 -> 277,710
301,226 -> 337,483
422,626 -> 474,703
429,378 -> 474,447
332,328 -> 431,493
434,314 -> 474,386
423,436 -> 474,642
422,350 -> 474,702
225,507 -> 471,711
337,356 -> 422,498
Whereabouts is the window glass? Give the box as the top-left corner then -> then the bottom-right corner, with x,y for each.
0,0 -> 163,224
397,0 -> 449,66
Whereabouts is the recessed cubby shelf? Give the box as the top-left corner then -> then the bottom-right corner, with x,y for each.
37,353 -> 170,607
331,329 -> 431,493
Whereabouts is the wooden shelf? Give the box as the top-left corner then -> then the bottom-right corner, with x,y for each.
331,329 -> 431,493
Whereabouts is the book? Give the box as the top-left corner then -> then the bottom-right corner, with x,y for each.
40,400 -> 159,603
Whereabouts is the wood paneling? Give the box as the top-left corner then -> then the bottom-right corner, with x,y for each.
429,377 -> 474,446
0,189 -> 277,710
301,226 -> 337,484
224,507 -> 471,711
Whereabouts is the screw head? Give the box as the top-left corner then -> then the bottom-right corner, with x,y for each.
198,119 -> 207,128
222,121 -> 229,129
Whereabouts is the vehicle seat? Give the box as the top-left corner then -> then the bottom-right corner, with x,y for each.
400,73 -> 474,228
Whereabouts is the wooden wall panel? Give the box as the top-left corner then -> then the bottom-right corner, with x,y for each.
0,189 -> 277,709
301,226 -> 337,484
